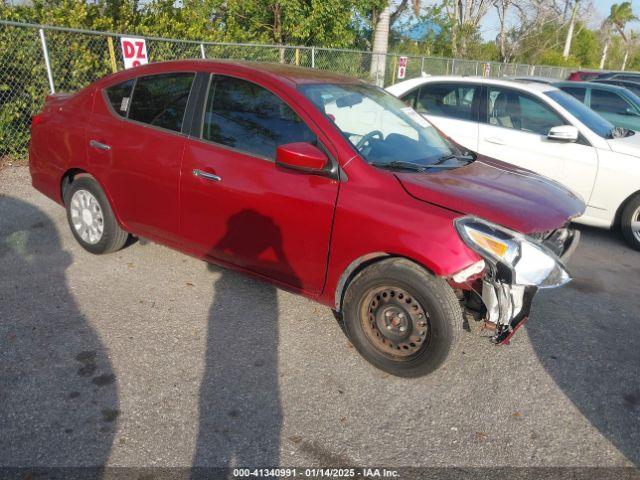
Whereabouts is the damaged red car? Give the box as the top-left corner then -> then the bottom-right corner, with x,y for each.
29,60 -> 584,377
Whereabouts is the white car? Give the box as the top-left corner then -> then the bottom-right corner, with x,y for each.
387,76 -> 640,250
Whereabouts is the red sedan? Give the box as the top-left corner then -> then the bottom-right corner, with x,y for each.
29,60 -> 584,377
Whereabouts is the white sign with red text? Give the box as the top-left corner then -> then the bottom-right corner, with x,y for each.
120,37 -> 148,69
397,56 -> 408,80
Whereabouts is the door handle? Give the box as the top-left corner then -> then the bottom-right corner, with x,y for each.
192,169 -> 221,182
89,139 -> 111,151
484,136 -> 506,145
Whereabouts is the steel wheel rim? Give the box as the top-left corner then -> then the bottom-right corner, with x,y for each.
70,189 -> 104,245
359,285 -> 430,359
633,206 -> 640,242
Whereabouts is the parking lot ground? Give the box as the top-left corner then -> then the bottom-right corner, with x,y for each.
1,165 -> 639,469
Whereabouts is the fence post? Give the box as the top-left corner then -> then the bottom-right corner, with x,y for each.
39,28 -> 55,94
311,46 -> 315,68
107,37 -> 118,73
475,61 -> 478,76
420,56 -> 424,74
200,43 -> 206,59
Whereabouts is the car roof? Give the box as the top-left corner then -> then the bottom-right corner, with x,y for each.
511,76 -> 555,83
386,75 -> 559,95
554,80 -> 625,90
596,78 -> 640,85
100,59 -> 362,88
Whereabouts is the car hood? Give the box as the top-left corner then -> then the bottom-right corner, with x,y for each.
607,132 -> 640,158
396,157 -> 585,234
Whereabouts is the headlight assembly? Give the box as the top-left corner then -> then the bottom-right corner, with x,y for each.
455,217 -> 570,288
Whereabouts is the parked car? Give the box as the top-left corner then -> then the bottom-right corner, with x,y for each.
595,72 -> 640,81
554,81 -> 640,131
510,76 -> 555,84
29,61 -> 583,377
567,71 -> 600,81
387,76 -> 640,250
593,78 -> 640,97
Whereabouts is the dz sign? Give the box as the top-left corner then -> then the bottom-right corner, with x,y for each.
397,56 -> 408,80
120,37 -> 148,69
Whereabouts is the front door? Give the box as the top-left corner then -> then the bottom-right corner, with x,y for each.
180,74 -> 339,294
478,86 -> 598,202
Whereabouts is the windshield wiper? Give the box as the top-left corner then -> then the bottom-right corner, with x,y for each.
370,160 -> 428,172
430,153 -> 475,167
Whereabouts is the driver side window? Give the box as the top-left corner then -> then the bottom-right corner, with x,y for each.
202,75 -> 316,160
486,87 -> 563,136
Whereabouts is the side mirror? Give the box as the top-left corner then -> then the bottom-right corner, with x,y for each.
276,142 -> 329,173
547,125 -> 579,142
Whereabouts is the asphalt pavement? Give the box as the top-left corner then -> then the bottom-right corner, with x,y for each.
1,165 -> 639,470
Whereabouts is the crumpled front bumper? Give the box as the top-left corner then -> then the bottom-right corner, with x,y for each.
481,228 -> 580,344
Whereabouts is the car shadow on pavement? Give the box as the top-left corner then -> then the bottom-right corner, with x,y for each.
526,226 -> 640,466
0,196 -> 118,471
192,210 -> 300,475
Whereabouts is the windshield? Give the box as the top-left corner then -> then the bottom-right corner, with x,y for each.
544,90 -> 616,138
299,82 -> 470,170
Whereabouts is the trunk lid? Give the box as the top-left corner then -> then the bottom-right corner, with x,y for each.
396,157 -> 585,234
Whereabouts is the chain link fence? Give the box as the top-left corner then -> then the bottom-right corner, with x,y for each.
1,19 -> 576,161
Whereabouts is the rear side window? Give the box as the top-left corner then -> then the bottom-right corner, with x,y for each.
128,73 -> 195,132
202,75 -> 316,159
415,83 -> 477,121
561,87 -> 586,103
590,90 -> 629,114
105,79 -> 134,117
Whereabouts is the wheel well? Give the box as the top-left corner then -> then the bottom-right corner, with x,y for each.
60,169 -> 89,204
334,254 -> 434,312
613,190 -> 640,228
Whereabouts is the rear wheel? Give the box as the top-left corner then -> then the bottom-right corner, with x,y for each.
64,176 -> 128,254
342,258 -> 462,377
621,195 -> 640,251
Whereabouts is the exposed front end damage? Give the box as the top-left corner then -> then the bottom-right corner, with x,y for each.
450,218 -> 580,344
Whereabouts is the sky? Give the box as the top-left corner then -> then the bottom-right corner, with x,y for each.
481,0 -> 640,40
425,0 -> 640,41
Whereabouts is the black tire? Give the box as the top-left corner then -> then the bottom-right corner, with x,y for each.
342,258 -> 462,377
63,175 -> 128,254
621,194 -> 640,251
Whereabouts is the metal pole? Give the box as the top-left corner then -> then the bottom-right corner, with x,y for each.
39,28 -> 55,94
311,46 -> 315,68
200,43 -> 206,59
107,37 -> 118,73
420,56 -> 424,74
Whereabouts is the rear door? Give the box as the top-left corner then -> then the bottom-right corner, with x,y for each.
403,82 -> 480,152
477,85 -> 598,202
88,72 -> 195,242
179,74 -> 339,294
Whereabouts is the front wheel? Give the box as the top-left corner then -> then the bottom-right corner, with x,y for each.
342,258 -> 462,377
64,176 -> 129,254
621,195 -> 640,252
